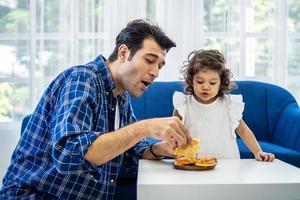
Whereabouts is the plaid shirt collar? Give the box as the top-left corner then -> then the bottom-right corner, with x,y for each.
90,54 -> 128,101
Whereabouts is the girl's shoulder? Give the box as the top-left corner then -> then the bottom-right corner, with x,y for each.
227,94 -> 244,104
173,91 -> 190,103
226,94 -> 245,120
172,91 -> 192,110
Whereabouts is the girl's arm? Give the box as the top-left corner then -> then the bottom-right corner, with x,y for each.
235,119 -> 261,153
236,119 -> 275,162
173,109 -> 183,120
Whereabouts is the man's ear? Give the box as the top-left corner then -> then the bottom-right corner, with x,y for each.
118,44 -> 130,62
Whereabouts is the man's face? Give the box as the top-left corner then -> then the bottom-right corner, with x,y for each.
117,38 -> 166,97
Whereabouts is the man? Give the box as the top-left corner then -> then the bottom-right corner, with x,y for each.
0,19 -> 192,199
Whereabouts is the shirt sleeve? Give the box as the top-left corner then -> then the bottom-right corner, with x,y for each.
52,73 -> 101,174
172,91 -> 187,117
121,102 -> 151,175
229,94 -> 245,131
126,102 -> 150,158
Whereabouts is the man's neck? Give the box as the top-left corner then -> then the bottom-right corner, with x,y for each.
106,60 -> 123,96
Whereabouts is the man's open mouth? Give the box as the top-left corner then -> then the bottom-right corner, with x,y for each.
142,80 -> 151,87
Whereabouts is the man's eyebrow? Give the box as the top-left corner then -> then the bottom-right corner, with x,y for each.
145,53 -> 159,58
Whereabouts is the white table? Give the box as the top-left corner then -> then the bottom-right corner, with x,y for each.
137,159 -> 300,200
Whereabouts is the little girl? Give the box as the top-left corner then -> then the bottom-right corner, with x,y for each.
173,49 -> 275,161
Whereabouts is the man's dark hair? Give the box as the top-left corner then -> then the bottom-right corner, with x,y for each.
108,19 -> 176,62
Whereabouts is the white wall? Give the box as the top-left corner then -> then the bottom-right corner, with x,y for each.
0,126 -> 20,187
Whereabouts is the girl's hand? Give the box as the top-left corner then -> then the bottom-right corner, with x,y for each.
254,151 -> 275,162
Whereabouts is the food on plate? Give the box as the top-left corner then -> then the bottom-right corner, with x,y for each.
175,138 -> 200,158
195,155 -> 217,167
174,156 -> 196,166
173,155 -> 217,170
173,138 -> 217,170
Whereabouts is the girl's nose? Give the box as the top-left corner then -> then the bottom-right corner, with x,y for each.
202,84 -> 210,90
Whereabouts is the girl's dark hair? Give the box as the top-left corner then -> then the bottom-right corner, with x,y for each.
108,19 -> 176,62
181,49 -> 236,97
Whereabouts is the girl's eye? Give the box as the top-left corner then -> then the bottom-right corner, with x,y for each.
210,82 -> 217,85
197,81 -> 203,84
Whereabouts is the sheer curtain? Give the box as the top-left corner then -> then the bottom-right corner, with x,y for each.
154,0 -> 203,81
155,0 -> 300,105
154,0 -> 281,82
102,0 -> 147,56
0,0 -> 149,125
0,0 -> 299,125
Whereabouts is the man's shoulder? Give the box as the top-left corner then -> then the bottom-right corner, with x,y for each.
66,55 -> 107,78
69,65 -> 100,79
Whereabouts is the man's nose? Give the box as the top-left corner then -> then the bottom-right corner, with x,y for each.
149,65 -> 159,78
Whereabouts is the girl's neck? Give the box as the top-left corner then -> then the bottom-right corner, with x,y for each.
193,95 -> 218,104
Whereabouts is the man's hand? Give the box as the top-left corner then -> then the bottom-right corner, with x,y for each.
143,141 -> 176,159
85,116 -> 191,165
154,141 -> 176,157
137,117 -> 192,148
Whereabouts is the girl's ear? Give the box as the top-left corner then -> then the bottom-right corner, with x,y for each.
118,44 -> 130,62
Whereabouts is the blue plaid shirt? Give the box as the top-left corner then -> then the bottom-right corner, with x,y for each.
0,55 -> 149,199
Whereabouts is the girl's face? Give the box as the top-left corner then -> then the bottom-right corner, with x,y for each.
192,68 -> 221,104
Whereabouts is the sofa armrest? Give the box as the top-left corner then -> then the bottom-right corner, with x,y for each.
273,102 -> 300,152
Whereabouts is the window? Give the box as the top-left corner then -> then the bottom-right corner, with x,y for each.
201,0 -> 300,103
0,0 -> 149,125
0,0 -> 299,127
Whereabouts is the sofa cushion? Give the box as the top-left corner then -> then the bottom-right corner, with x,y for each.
237,139 -> 300,167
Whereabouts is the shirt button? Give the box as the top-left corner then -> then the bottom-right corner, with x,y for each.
110,179 -> 114,183
111,107 -> 115,111
105,92 -> 109,95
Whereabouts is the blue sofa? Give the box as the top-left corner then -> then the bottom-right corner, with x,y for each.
131,81 -> 300,166
20,80 -> 300,200
124,80 -> 300,199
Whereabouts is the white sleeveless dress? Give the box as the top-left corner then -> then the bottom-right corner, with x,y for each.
173,92 -> 244,159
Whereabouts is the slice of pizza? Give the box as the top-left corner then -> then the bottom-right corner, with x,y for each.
175,138 -> 200,158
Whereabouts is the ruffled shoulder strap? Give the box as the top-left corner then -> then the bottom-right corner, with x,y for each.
172,91 -> 188,118
229,94 -> 245,120
227,94 -> 245,137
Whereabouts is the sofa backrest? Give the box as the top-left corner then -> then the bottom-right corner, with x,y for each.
130,80 -> 297,142
231,81 -> 297,141
130,81 -> 184,120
